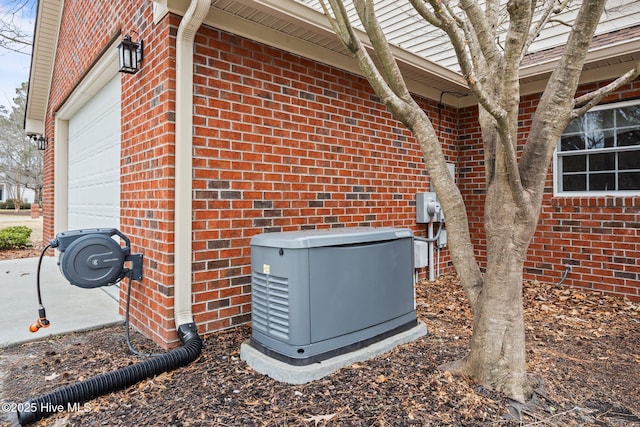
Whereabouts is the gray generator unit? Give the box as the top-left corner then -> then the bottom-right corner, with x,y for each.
249,227 -> 417,365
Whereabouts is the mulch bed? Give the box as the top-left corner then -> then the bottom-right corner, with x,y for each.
1,273 -> 639,426
0,247 -> 43,261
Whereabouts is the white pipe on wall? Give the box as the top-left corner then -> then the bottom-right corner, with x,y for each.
174,0 -> 211,328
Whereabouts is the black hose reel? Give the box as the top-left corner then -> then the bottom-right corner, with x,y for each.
52,228 -> 143,288
29,228 -> 143,333
18,229 -> 202,426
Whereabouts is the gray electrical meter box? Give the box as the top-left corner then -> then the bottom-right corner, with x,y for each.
249,227 -> 417,365
416,192 -> 444,223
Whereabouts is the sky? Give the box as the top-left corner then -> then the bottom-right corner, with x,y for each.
0,0 -> 36,110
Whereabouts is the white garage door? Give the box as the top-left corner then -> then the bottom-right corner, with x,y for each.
68,75 -> 121,230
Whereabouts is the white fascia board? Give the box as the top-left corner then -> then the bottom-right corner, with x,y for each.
25,0 -> 63,133
240,0 -> 466,88
203,1 -> 466,104
24,118 -> 44,135
520,37 -> 640,79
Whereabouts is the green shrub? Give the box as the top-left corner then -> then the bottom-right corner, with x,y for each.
0,226 -> 33,250
0,199 -> 17,209
0,199 -> 31,210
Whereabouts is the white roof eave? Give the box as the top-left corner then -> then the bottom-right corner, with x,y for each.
29,0 -> 640,125
25,0 -> 62,135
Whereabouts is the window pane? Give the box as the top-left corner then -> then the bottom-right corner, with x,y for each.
589,173 -> 615,191
564,119 -> 582,134
589,152 -> 615,171
565,110 -> 614,134
560,135 -> 584,151
619,150 -> 640,170
616,105 -> 640,127
559,102 -> 640,194
619,172 -> 640,190
563,174 -> 586,191
617,126 -> 640,147
585,130 -> 614,149
562,154 -> 586,172
597,110 -> 614,129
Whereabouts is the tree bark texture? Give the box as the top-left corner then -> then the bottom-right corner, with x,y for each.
320,0 -> 637,403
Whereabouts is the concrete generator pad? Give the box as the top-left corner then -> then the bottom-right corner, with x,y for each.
240,321 -> 427,384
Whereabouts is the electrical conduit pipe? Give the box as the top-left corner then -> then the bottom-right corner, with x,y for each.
15,1 -> 211,424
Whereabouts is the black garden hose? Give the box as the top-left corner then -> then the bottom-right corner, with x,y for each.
16,323 -> 202,425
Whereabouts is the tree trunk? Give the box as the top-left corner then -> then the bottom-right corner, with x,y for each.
444,179 -> 535,403
14,182 -> 22,211
321,0 -> 624,405
466,247 -> 530,402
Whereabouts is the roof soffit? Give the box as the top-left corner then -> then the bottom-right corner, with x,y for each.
25,0 -> 62,134
29,0 -> 640,124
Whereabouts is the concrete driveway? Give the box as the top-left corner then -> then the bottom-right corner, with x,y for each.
1,211 -> 122,346
0,256 -> 123,347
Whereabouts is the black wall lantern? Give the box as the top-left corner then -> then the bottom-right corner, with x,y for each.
31,135 -> 48,151
117,34 -> 144,74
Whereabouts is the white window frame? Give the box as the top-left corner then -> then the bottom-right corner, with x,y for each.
553,99 -> 640,197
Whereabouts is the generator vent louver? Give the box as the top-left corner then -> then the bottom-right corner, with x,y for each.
251,271 -> 290,340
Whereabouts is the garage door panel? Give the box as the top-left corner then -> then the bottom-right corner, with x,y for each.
68,75 -> 121,230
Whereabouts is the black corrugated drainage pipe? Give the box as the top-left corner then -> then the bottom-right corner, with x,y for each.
16,323 -> 202,425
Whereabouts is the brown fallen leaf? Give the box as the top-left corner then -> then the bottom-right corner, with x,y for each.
375,374 -> 388,383
305,413 -> 337,425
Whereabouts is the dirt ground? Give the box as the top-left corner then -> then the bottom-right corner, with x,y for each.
1,265 -> 639,426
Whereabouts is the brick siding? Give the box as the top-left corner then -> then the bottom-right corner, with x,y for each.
188,26 -> 457,339
41,2 -> 639,349
43,5 -> 456,347
459,80 -> 640,302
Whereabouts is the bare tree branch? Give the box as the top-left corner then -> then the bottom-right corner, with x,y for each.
503,0 -> 534,75
0,0 -> 34,55
414,0 -> 507,122
571,61 -> 640,119
0,31 -> 32,47
547,17 -> 574,28
459,0 -> 501,69
318,0 -> 355,52
485,0 -> 500,28
320,0 -> 409,115
353,0 -> 414,104
489,0 -> 537,211
522,0 -> 572,59
405,0 -> 441,27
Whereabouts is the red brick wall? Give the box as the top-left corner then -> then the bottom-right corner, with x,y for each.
119,13 -> 182,346
43,5 -> 457,348
43,2 -> 639,351
458,79 -> 640,301
43,1 -> 182,346
457,106 -> 486,266
188,26 -> 457,335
